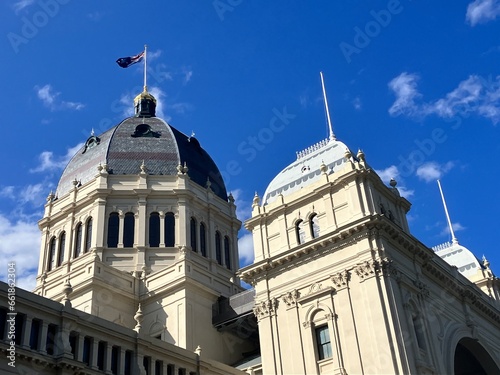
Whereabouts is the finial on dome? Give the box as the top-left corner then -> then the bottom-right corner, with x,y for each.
357,149 -> 365,162
320,161 -> 328,174
344,148 -> 352,161
252,192 -> 260,207
482,255 -> 490,269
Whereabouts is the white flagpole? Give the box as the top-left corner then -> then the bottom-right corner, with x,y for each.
320,72 -> 335,141
437,179 -> 458,244
144,44 -> 147,91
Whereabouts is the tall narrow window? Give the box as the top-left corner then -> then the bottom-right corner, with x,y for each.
310,214 -> 320,239
107,213 -> 119,248
124,350 -> 133,375
200,222 -> 207,257
224,236 -> 231,270
296,219 -> 305,245
97,341 -> 106,370
57,232 -> 66,266
82,336 -> 91,365
111,346 -> 119,375
74,223 -> 82,258
123,212 -> 135,247
84,217 -> 93,253
315,325 -> 332,360
149,212 -> 160,247
165,212 -> 175,247
215,231 -> 222,265
30,319 -> 41,350
190,217 -> 197,251
48,237 -> 56,271
46,324 -> 58,356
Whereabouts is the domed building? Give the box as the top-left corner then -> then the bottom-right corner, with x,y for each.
32,87 -> 251,370
1,79 -> 499,375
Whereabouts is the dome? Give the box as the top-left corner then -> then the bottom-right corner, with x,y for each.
263,138 -> 350,205
56,115 -> 227,200
433,241 -> 485,278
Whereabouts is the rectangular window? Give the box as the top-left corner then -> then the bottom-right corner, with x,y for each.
83,336 -> 92,366
30,319 -> 41,350
97,341 -> 106,370
111,346 -> 119,374
46,324 -> 58,355
125,350 -> 133,375
155,360 -> 163,375
315,325 -> 332,360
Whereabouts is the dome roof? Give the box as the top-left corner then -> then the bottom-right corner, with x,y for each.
433,241 -> 485,278
56,116 -> 227,200
263,138 -> 350,205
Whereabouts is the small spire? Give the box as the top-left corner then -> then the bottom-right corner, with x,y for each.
320,72 -> 336,141
437,180 -> 458,244
91,128 -> 95,136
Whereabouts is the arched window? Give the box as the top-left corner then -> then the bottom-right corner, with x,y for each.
48,237 -> 56,271
107,213 -> 119,248
190,217 -> 197,251
215,231 -> 222,265
84,217 -> 93,253
74,223 -> 82,258
164,212 -> 175,247
149,212 -> 160,247
310,214 -> 320,239
224,236 -> 231,270
123,212 -> 135,248
57,232 -> 66,267
296,219 -> 305,245
200,222 -> 207,257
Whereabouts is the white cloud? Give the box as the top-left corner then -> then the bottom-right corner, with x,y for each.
440,222 -> 466,237
0,214 -> 40,291
375,165 -> 414,199
388,72 -> 421,117
238,232 -> 254,266
35,84 -> 85,111
0,186 -> 15,199
13,0 -> 35,13
466,0 -> 500,26
182,68 -> 193,84
352,96 -> 362,110
416,161 -> 454,183
388,73 -> 500,124
30,143 -> 83,173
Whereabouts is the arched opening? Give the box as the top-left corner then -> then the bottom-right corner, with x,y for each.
190,217 -> 197,252
224,236 -> 231,269
57,231 -> 66,267
48,237 -> 56,271
84,217 -> 93,253
454,338 -> 499,375
310,213 -> 320,239
74,222 -> 83,258
123,212 -> 135,247
107,213 -> 119,248
215,231 -> 222,265
149,212 -> 160,247
200,222 -> 207,257
296,219 -> 305,245
164,212 -> 175,247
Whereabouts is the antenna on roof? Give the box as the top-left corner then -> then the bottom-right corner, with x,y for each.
437,179 -> 458,244
320,72 -> 336,141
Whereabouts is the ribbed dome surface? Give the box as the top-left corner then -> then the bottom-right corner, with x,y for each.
263,138 -> 349,205
56,116 -> 227,200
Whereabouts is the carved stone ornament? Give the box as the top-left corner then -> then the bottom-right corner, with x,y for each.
413,278 -> 430,298
253,298 -> 278,321
331,270 -> 350,288
282,289 -> 299,307
354,260 -> 378,280
307,282 -> 322,295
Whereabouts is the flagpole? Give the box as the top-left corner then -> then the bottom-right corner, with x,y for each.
320,71 -> 335,141
144,44 -> 147,91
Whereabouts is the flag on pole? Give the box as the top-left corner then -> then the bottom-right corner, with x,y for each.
116,51 -> 145,68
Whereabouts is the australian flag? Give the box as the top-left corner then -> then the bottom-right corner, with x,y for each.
116,51 -> 144,68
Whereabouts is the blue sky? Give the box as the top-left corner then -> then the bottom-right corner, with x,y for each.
1,0 -> 500,290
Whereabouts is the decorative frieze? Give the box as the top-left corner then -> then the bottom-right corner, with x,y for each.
253,298 -> 278,321
354,260 -> 378,281
282,289 -> 300,307
331,270 -> 350,289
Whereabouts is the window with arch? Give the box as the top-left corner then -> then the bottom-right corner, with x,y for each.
200,222 -> 207,257
149,212 -> 160,247
310,214 -> 320,239
296,219 -> 306,245
224,236 -> 231,269
215,231 -> 222,265
190,217 -> 197,251
123,212 -> 135,248
107,213 -> 119,248
164,212 -> 175,247
315,325 -> 332,360
48,237 -> 56,271
74,223 -> 82,258
84,217 -> 93,253
57,231 -> 66,267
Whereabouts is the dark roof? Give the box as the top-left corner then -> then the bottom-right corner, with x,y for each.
56,116 -> 227,200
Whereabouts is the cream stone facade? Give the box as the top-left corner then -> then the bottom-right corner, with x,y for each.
1,86 -> 499,374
